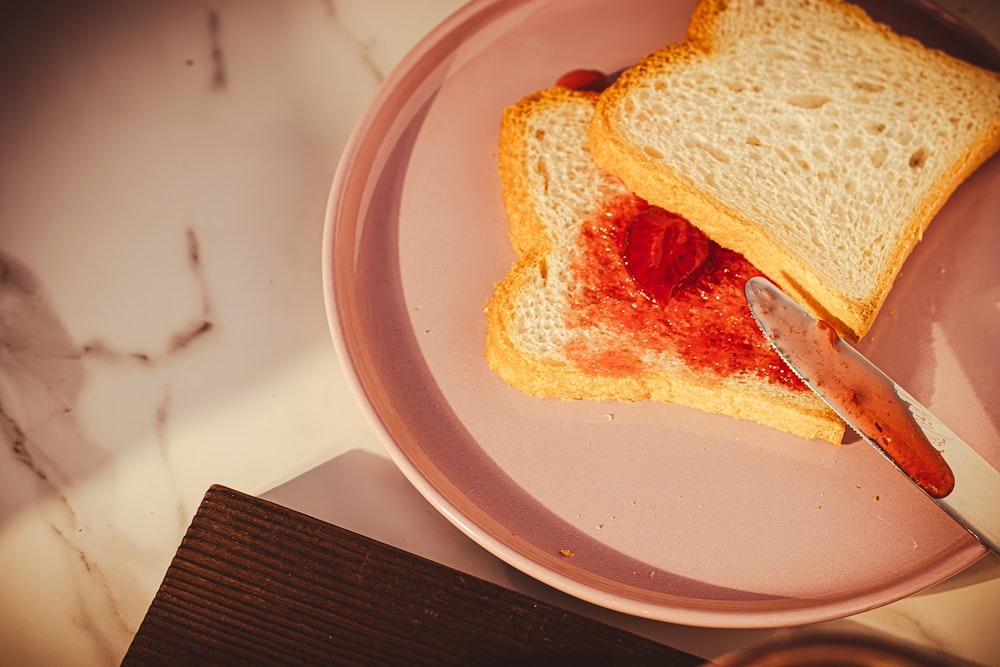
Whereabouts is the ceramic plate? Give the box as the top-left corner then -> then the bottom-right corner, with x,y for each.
323,0 -> 1000,627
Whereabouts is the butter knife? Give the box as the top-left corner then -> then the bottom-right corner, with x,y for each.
744,276 -> 1000,557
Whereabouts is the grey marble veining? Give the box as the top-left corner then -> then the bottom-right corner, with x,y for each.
0,1 -> 460,663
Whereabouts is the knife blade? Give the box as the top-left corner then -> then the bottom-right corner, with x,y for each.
744,276 -> 1000,557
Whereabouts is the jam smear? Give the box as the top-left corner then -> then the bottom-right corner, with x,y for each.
851,390 -> 955,498
815,318 -> 840,348
555,68 -> 610,93
624,208 -> 711,303
565,194 -> 805,389
801,316 -> 955,497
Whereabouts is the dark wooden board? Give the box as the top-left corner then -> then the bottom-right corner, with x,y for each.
123,485 -> 706,666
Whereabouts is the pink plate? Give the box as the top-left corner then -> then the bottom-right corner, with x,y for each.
323,0 -> 1000,627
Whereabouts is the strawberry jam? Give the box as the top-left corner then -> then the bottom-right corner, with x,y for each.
566,194 -> 806,389
793,316 -> 955,497
555,68 -> 610,93
845,382 -> 955,498
624,208 -> 711,302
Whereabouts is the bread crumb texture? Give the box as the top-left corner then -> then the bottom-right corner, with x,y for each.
486,87 -> 845,443
591,0 -> 1000,339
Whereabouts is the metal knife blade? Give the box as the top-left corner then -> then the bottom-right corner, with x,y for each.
744,276 -> 1000,557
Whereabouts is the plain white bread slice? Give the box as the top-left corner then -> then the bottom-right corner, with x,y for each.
589,0 -> 1000,340
485,86 -> 844,444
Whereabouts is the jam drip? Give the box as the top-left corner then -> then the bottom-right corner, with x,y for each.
555,68 -> 610,93
803,318 -> 956,497
853,390 -> 955,498
566,195 -> 805,389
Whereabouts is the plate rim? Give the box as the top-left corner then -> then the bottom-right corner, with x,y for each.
322,0 -> 993,628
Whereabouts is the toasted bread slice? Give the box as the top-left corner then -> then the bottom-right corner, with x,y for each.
486,86 -> 844,444
589,0 -> 1000,340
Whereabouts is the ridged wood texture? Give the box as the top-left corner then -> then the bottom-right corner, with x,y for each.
123,485 -> 704,666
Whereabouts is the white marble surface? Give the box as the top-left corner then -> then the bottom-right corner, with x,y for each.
1,1 -> 998,665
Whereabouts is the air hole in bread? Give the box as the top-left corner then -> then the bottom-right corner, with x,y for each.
909,147 -> 928,168
783,120 -> 805,135
685,137 -> 730,163
643,144 -> 664,159
854,81 -> 886,93
871,146 -> 888,169
538,258 -> 548,283
866,122 -> 886,134
787,93 -> 832,109
894,126 -> 914,145
537,158 -> 550,194
649,103 -> 669,118
746,136 -> 762,147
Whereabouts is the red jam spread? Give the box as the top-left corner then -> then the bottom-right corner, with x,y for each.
847,386 -> 955,498
624,207 -> 711,302
800,316 -> 955,497
555,68 -> 610,93
565,194 -> 806,390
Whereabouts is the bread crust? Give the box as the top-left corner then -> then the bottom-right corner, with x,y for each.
486,87 -> 844,444
590,0 -> 1000,340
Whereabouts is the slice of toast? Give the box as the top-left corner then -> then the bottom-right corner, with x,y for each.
485,86 -> 844,444
589,0 -> 1000,340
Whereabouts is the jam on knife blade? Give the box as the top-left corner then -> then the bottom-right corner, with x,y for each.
745,278 -> 954,498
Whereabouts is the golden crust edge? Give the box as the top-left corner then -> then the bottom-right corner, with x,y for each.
589,0 -> 1000,341
486,86 -> 845,445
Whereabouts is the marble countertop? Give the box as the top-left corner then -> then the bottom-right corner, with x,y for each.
2,1 -> 999,665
